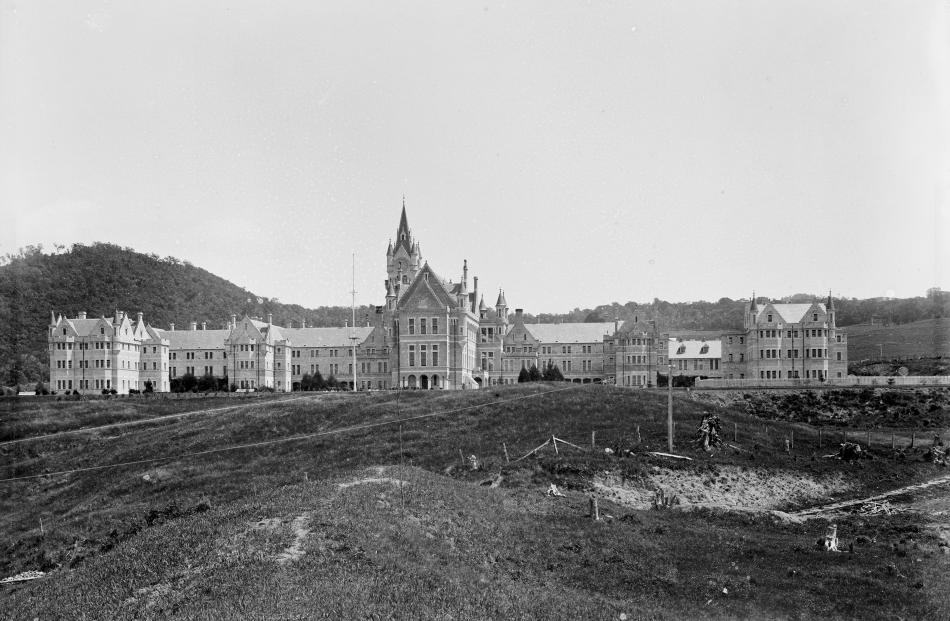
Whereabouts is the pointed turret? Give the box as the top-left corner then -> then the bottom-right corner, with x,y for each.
50,310 -> 56,326
496,289 -> 507,308
495,289 -> 508,321
479,295 -> 487,311
386,239 -> 393,256
827,290 -> 835,311
746,291 -> 759,330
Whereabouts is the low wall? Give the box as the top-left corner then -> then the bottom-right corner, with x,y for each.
694,376 -> 950,390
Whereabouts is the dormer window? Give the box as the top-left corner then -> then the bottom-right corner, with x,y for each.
62,329 -> 66,335
100,327 -> 105,335
767,314 -> 772,322
676,344 -> 686,354
700,344 -> 709,354
813,313 -> 818,321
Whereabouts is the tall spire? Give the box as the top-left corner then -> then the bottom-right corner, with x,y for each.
394,198 -> 413,255
827,289 -> 835,311
749,291 -> 758,313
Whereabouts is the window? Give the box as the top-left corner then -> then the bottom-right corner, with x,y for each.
767,314 -> 772,322
421,345 -> 427,366
432,345 -> 439,366
836,351 -> 842,361
813,313 -> 818,321
409,345 -> 415,366
420,318 -> 427,335
432,318 -> 438,334
409,318 -> 415,335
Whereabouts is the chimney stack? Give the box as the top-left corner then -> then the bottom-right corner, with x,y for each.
190,321 -> 197,331
230,314 -> 236,329
78,311 -> 87,320
137,311 -> 143,324
170,322 -> 175,331
267,312 -> 273,325
201,321 -> 207,330
473,276 -> 479,313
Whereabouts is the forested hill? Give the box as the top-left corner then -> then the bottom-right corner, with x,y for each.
1,243 -> 947,384
0,244 -> 372,385
536,290 -> 948,333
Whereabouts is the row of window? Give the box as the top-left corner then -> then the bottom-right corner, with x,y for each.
757,329 -> 834,339
408,317 -> 440,335
504,346 -> 535,354
757,348 -> 841,360
539,345 -> 588,355
291,348 -> 351,358
408,344 -> 440,367
673,359 -> 721,371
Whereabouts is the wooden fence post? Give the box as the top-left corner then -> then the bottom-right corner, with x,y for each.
636,426 -> 641,444
733,422 -> 737,443
818,428 -> 822,449
891,433 -> 896,450
459,448 -> 465,467
591,430 -> 596,450
589,497 -> 600,521
791,430 -> 794,449
503,442 -> 510,464
552,436 -> 559,456
911,432 -> 915,449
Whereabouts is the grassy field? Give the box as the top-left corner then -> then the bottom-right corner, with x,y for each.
2,384 -> 948,619
845,317 -> 950,362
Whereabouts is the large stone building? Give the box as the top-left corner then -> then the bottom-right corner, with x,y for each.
720,296 -> 848,381
47,207 -> 846,393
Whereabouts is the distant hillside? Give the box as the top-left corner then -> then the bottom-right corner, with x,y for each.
0,244 -> 366,384
539,291 -> 948,333
845,317 -> 950,362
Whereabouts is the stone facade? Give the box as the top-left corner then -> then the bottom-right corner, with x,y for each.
720,296 -> 848,381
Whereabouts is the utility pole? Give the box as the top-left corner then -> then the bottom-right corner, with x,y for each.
667,361 -> 674,452
351,253 -> 358,392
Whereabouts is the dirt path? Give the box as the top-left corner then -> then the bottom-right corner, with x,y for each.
0,393 -> 324,447
793,472 -> 950,517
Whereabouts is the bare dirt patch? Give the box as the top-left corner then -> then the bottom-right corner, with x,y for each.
275,515 -> 311,565
594,465 -> 851,511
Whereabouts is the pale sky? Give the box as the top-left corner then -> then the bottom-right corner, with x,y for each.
2,1 -> 948,313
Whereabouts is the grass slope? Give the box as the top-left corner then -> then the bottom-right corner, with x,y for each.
845,317 -> 950,362
2,385 -> 948,619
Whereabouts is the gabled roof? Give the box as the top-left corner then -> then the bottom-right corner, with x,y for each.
281,327 -> 373,348
143,325 -> 168,342
668,339 -> 721,359
759,303 -> 825,324
396,263 -> 457,311
157,329 -> 231,350
525,322 -> 615,344
63,318 -> 103,337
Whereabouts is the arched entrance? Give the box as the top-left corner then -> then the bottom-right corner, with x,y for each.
431,374 -> 439,388
474,377 -> 483,387
582,378 -> 591,384
420,375 -> 429,389
572,378 -> 582,384
407,375 -> 417,389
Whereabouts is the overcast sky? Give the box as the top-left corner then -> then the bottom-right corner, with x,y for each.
2,1 -> 948,313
